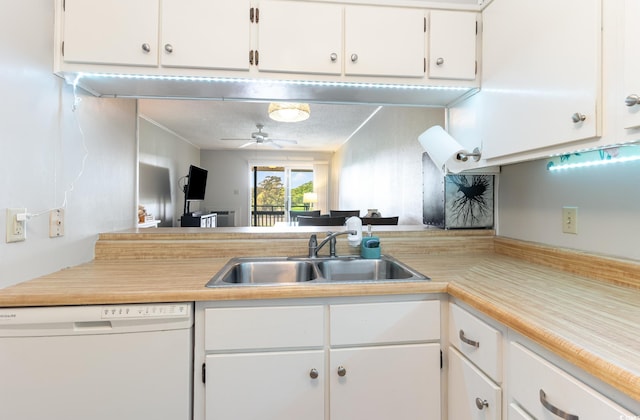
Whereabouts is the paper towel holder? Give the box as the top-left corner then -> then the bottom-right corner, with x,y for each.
456,147 -> 482,162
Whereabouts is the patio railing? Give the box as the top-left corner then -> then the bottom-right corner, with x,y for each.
251,205 -> 306,227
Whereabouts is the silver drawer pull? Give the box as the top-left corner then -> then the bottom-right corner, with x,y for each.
625,94 -> 640,107
571,112 -> 586,123
540,389 -> 579,420
475,398 -> 488,410
459,329 -> 480,348
309,368 -> 319,379
337,366 -> 347,377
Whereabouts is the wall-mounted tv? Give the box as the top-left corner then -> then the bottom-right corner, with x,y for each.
185,165 -> 208,201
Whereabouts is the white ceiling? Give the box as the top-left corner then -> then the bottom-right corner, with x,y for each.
138,99 -> 383,152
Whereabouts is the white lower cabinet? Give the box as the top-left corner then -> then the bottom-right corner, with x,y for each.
330,344 -> 440,420
447,302 -> 502,420
509,341 -> 635,419
448,347 -> 501,420
194,298 -> 441,420
205,350 -> 325,420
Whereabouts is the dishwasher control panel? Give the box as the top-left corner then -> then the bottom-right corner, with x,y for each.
101,303 -> 191,319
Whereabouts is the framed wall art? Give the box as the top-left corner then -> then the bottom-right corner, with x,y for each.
444,174 -> 494,229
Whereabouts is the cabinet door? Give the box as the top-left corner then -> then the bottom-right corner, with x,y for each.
205,350 -> 324,420
329,343 -> 441,420
63,0 -> 159,67
448,347 -> 501,420
345,6 -> 425,78
428,10 -> 477,80
258,0 -> 343,75
623,0 -> 640,128
509,342 -> 635,419
161,0 -> 251,70
480,0 -> 601,159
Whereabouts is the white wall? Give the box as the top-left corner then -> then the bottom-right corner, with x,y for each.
498,158 -> 640,261
332,106 -> 445,224
138,117 -> 201,226
200,149 -> 333,226
0,2 -> 137,288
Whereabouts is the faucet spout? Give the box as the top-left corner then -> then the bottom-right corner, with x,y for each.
308,230 -> 357,258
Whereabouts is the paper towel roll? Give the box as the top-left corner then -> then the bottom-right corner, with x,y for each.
418,125 -> 475,174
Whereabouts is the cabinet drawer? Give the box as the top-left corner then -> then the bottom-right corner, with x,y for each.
508,402 -> 534,420
448,347 -> 501,420
509,342 -> 635,419
449,303 -> 502,382
330,300 -> 439,346
204,305 -> 324,351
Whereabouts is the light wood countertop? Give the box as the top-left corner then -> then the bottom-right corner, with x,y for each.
0,228 -> 638,403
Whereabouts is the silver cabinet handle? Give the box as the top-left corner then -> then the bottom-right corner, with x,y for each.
625,94 -> 640,107
350,53 -> 358,62
475,398 -> 489,410
164,44 -> 174,53
337,366 -> 347,377
459,329 -> 480,348
141,43 -> 151,53
571,113 -> 586,123
540,389 -> 579,420
436,57 -> 444,66
330,52 -> 338,62
309,368 -> 319,379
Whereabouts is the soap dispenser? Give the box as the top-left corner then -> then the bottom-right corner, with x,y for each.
360,225 -> 381,259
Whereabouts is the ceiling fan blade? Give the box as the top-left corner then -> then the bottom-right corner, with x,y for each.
220,138 -> 252,141
270,138 -> 298,144
238,141 -> 257,148
267,140 -> 283,149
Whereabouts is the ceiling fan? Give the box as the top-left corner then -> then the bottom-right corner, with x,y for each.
220,124 -> 298,149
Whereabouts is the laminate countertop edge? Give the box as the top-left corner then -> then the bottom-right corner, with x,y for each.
447,281 -> 640,405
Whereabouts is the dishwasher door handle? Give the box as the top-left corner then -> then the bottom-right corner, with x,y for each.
73,321 -> 113,331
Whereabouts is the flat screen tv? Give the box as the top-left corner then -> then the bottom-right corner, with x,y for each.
185,165 -> 208,201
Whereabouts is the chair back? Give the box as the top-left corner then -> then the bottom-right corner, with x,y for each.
329,210 -> 361,218
289,210 -> 321,222
360,216 -> 399,225
297,216 -> 347,226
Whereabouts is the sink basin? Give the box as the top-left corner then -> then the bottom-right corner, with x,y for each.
206,255 -> 428,287
208,258 -> 318,285
316,258 -> 416,281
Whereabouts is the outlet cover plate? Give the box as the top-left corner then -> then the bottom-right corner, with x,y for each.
562,206 -> 578,234
6,208 -> 27,243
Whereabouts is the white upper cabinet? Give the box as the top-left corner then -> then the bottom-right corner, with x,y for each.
428,10 -> 477,80
622,0 -> 640,129
257,1 -> 343,75
344,6 -> 425,78
62,0 -> 159,67
479,0 -> 601,160
161,0 -> 251,71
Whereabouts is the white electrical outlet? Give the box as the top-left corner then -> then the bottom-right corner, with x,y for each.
5,208 -> 27,243
562,206 -> 578,234
49,208 -> 65,238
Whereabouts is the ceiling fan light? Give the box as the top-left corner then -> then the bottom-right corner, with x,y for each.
268,102 -> 311,123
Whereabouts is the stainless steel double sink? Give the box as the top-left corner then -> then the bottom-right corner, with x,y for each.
205,255 -> 429,287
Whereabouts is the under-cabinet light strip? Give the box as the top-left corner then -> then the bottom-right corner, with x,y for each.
74,72 -> 472,92
548,155 -> 640,171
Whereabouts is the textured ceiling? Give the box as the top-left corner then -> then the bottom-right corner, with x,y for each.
138,99 -> 382,152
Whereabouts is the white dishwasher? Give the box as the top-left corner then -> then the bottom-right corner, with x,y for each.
0,302 -> 193,420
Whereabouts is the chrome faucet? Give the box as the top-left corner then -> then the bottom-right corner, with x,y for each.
308,230 -> 357,258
